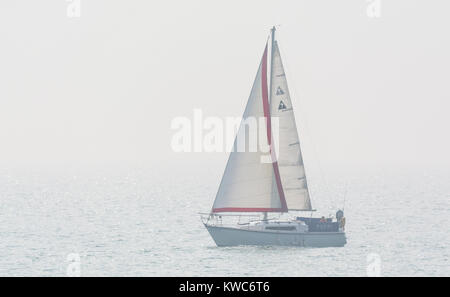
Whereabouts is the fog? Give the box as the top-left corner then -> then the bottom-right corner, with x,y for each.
1,1 -> 449,173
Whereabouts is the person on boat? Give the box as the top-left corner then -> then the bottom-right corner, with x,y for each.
320,216 -> 326,223
336,210 -> 344,222
340,216 -> 346,230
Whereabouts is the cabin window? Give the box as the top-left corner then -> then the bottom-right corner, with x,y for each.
265,226 -> 296,231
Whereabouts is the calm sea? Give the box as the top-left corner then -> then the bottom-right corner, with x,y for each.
0,161 -> 448,276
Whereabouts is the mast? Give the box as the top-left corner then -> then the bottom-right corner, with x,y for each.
263,26 -> 277,222
270,26 -> 276,104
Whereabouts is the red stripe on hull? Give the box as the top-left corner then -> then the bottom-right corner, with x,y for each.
212,207 -> 286,213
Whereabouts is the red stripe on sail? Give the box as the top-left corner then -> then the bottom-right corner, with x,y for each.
261,44 -> 288,212
212,207 -> 286,213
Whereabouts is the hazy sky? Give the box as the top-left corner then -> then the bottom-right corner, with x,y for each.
0,1 -> 449,172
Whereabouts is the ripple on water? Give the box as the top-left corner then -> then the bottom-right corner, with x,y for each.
0,167 -> 449,276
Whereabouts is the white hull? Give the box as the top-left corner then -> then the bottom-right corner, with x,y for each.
205,225 -> 346,247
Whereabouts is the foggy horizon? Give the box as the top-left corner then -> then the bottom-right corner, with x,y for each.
1,1 -> 449,173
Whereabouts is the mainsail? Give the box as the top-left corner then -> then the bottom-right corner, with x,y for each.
270,42 -> 312,211
212,44 -> 288,213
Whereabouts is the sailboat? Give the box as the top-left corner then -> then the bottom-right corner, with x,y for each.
203,27 -> 346,247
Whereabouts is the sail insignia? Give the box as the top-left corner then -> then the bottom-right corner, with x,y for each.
278,100 -> 287,110
276,86 -> 285,95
